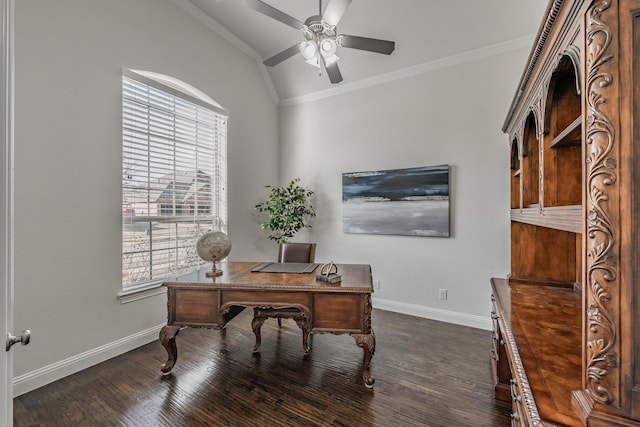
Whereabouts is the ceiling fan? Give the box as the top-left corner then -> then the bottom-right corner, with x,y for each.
244,0 -> 395,84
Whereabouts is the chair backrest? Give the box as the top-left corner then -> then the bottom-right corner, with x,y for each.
278,242 -> 316,263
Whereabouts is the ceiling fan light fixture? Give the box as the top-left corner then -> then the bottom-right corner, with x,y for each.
305,57 -> 321,68
320,38 -> 337,57
299,40 -> 318,60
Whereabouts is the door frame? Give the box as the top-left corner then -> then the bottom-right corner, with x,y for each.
1,0 -> 15,424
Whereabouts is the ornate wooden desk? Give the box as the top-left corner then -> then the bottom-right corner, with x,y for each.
159,261 -> 375,388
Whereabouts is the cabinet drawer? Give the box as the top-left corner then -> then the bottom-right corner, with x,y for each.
490,293 -> 499,368
491,294 -> 499,330
510,379 -> 524,426
491,329 -> 499,358
490,329 -> 499,381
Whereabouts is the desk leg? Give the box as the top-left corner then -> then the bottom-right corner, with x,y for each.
352,331 -> 375,389
252,313 -> 267,353
293,315 -> 311,354
159,325 -> 181,375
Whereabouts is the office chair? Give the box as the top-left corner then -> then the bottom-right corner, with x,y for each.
277,242 -> 316,264
273,242 -> 316,326
252,242 -> 316,354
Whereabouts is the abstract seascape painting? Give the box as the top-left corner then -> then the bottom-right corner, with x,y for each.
342,165 -> 450,237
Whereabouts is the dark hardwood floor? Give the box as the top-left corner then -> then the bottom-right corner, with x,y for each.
14,309 -> 511,426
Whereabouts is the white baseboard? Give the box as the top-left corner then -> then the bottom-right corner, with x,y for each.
12,323 -> 165,397
372,297 -> 492,331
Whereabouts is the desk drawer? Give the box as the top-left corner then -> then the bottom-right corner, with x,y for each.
313,294 -> 367,331
170,289 -> 219,324
221,291 -> 309,306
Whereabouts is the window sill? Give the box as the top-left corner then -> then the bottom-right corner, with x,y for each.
118,280 -> 166,304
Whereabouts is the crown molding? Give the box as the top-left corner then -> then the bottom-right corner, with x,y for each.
170,0 -> 279,105
279,34 -> 536,107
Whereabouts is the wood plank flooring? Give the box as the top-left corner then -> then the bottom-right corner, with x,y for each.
14,309 -> 511,426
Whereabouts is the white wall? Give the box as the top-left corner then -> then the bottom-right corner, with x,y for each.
279,47 -> 529,328
10,0 -> 537,396
12,0 -> 278,394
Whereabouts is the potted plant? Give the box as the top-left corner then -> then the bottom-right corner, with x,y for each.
254,178 -> 316,243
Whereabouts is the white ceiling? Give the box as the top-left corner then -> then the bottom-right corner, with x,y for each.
175,0 -> 548,103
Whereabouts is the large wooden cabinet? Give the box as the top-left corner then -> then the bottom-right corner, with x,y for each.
494,0 -> 640,425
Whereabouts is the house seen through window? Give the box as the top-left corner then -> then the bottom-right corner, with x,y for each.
121,70 -> 228,289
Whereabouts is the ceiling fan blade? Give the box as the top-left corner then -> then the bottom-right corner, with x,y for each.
338,35 -> 395,55
322,0 -> 352,26
263,44 -> 301,66
244,0 -> 304,29
320,55 -> 343,84
325,61 -> 343,84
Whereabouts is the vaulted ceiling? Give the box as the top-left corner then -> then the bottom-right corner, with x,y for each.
174,0 -> 548,104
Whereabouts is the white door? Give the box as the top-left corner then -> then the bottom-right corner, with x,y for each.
1,0 -> 15,424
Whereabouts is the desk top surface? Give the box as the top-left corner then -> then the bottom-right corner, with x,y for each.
163,261 -> 373,293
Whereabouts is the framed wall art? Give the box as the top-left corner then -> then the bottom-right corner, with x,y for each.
342,165 -> 450,237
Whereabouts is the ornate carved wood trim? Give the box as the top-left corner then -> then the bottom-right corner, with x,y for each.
543,48 -> 582,135
503,0 -> 565,132
533,98 -> 545,212
564,44 -> 583,94
363,294 -> 372,333
585,0 -> 618,406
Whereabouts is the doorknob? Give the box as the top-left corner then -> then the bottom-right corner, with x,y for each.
6,330 -> 30,351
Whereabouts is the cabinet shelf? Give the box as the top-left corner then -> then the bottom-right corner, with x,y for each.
510,205 -> 582,234
550,116 -> 581,148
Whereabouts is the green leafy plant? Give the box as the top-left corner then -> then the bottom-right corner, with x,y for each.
254,178 -> 316,243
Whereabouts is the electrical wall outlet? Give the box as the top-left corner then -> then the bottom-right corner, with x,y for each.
374,279 -> 381,290
439,288 -> 448,300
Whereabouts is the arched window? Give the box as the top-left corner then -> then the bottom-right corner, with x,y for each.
121,70 -> 228,290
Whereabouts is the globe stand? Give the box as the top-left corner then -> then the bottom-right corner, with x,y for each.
196,230 -> 231,277
206,261 -> 223,277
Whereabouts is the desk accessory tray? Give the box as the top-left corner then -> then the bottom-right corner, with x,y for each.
251,262 -> 318,274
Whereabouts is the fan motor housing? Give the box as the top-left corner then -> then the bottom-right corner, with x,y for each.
303,15 -> 336,39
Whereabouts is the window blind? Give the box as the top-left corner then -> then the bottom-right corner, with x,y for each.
122,75 -> 227,288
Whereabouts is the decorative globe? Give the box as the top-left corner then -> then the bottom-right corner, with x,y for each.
196,231 -> 231,276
